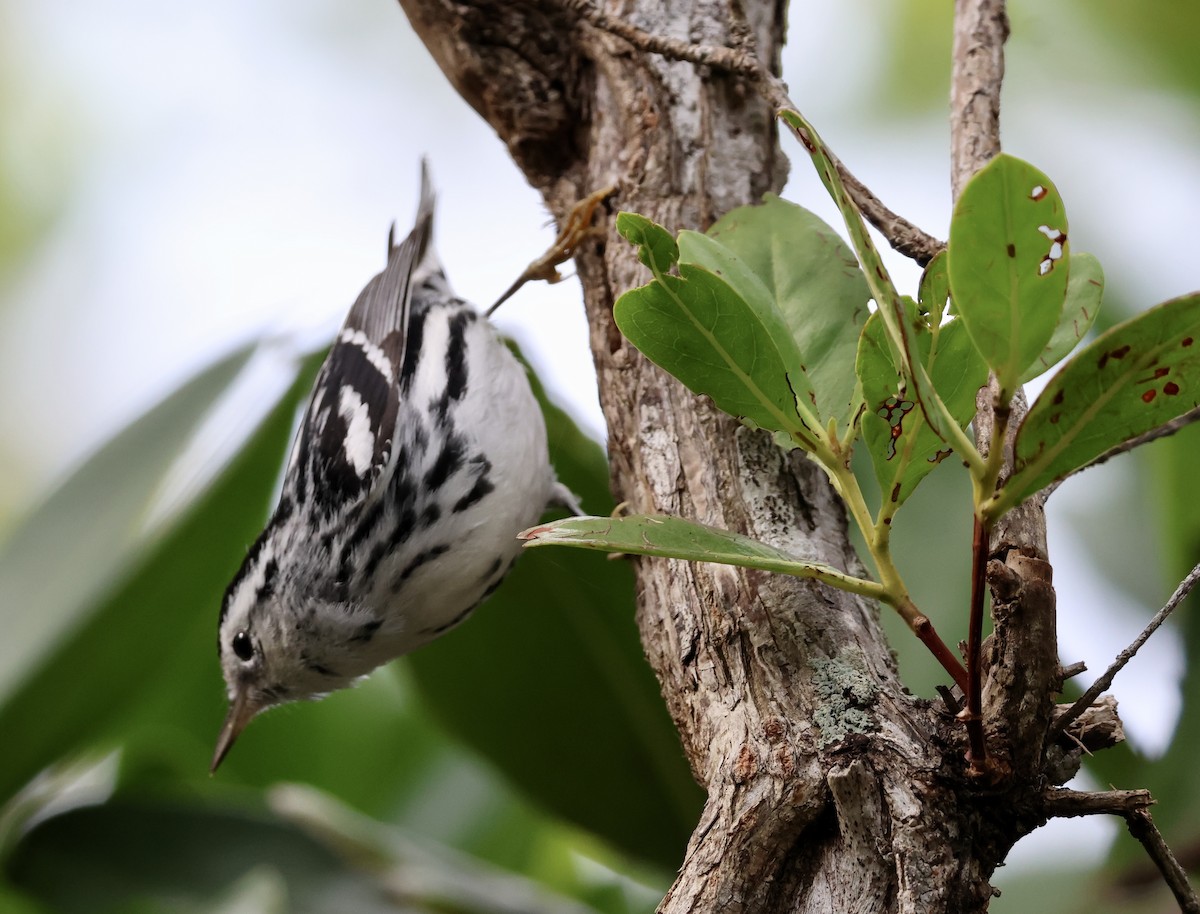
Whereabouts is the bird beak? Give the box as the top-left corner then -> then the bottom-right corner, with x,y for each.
211,685 -> 258,774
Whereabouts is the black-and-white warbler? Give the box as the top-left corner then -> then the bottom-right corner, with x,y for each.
213,167 -> 575,771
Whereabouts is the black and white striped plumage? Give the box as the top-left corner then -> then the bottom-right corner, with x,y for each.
213,170 -> 569,770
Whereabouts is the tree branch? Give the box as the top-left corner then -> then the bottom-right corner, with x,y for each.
950,0 -> 1008,199
400,1 -> 1094,909
557,0 -> 944,265
1125,809 -> 1200,914
1043,789 -> 1200,913
1042,787 -> 1152,818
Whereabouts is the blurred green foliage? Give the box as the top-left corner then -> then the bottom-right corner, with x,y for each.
0,341 -> 683,912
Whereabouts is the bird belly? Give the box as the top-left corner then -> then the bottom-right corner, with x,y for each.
358,312 -> 553,657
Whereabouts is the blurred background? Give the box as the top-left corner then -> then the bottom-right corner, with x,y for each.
1,0 -> 1198,911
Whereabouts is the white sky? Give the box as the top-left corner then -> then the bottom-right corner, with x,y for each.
1,0 -> 1197,881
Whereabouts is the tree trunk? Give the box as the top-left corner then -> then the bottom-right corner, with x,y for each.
397,1 -> 1073,910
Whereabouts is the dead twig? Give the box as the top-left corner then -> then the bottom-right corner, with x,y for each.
1124,809 -> 1200,914
488,185 -> 615,314
1043,791 -> 1199,912
1042,787 -> 1152,818
1051,561 -> 1200,739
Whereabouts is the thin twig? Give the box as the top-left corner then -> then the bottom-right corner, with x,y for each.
912,612 -> 970,694
1125,809 -> 1200,914
1052,561 -> 1200,738
488,185 -> 615,314
1051,694 -> 1124,753
556,0 -> 944,265
834,168 -> 944,265
1058,660 -> 1087,682
558,0 -> 761,75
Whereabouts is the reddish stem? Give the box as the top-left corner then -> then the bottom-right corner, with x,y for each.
913,614 -> 970,695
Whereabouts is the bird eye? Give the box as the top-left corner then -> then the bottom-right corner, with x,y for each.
232,631 -> 255,662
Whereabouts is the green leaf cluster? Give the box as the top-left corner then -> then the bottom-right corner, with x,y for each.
614,198 -> 869,454
533,130 -> 1200,701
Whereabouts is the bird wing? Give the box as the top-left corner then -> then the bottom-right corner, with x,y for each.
281,168 -> 436,513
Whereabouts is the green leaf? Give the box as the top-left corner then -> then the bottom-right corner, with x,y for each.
999,292 -> 1200,512
947,153 -> 1070,392
613,257 -> 821,446
6,796 -> 397,914
918,250 -> 950,322
520,514 -> 882,599
407,358 -> 704,870
615,212 -> 679,272
857,306 -> 987,508
1019,252 -> 1104,383
269,784 -> 618,914
0,350 -> 324,806
694,195 -> 871,434
0,341 -> 256,706
676,230 -> 781,338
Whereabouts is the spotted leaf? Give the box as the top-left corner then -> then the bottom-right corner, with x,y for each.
1019,252 -> 1104,383
997,292 -> 1200,513
948,154 -> 1070,394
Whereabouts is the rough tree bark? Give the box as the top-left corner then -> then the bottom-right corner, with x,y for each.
397,1 -> 1117,911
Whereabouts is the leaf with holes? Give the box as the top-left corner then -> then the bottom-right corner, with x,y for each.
1020,252 -> 1104,383
858,302 -> 988,509
996,292 -> 1200,514
615,214 -> 823,449
680,196 -> 871,437
948,154 -> 1070,393
520,514 -> 883,599
777,107 -> 972,464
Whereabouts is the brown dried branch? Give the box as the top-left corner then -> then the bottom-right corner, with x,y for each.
488,185 -> 615,314
1042,787 -> 1152,818
558,0 -> 760,75
1052,694 -> 1124,753
556,0 -> 944,265
1052,561 -> 1200,738
1125,809 -> 1200,914
1043,791 -> 1199,913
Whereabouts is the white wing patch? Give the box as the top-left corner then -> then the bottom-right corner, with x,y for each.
338,385 -> 376,476
339,328 -> 395,379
